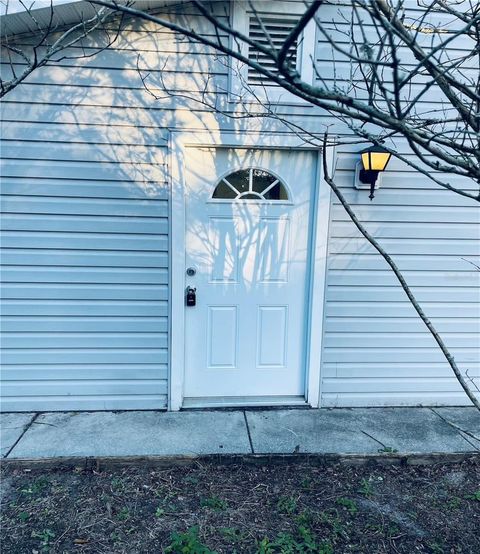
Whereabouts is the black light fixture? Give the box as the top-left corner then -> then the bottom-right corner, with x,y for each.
358,145 -> 392,200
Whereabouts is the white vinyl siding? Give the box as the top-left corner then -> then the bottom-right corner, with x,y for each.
0,3 -> 231,412
321,150 -> 480,407
0,137 -> 169,411
1,0 -> 479,410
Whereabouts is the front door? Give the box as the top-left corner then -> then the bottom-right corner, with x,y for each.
183,148 -> 315,402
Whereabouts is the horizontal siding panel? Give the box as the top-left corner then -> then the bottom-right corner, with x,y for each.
3,332 -> 167,349
0,102 -> 322,129
1,160 -> 167,183
2,250 -> 169,268
0,395 -> 167,412
330,205 -> 480,223
1,214 -> 168,234
1,317 -> 167,333
332,171 -> 478,192
0,121 -> 169,146
2,349 -> 168,365
1,231 -> 168,251
0,140 -> 167,164
322,378 -> 466,394
2,380 -> 168,397
3,83 -> 227,109
322,363 -> 480,379
1,267 -> 168,284
1,365 -> 168,381
326,286 -> 480,303
326,302 -> 479,318
326,270 -> 479,287
321,392 -> 473,408
331,221 -> 480,239
335,153 -> 478,175
1,178 -> 169,200
323,348 -> 478,363
327,255 -> 479,272
323,332 -> 477,349
0,65 -> 228,96
5,48 -> 229,73
329,237 -> 479,256
2,197 -> 169,217
333,189 -> 477,208
1,284 -> 168,301
325,317 -> 479,334
1,300 -> 168,317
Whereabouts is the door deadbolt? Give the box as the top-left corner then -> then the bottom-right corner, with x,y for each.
186,267 -> 196,276
185,286 -> 197,307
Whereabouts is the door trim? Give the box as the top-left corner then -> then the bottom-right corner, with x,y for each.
168,131 -> 333,411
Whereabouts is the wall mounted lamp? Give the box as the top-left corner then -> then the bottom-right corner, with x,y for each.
354,145 -> 392,200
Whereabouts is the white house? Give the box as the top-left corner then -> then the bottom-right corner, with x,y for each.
1,0 -> 479,412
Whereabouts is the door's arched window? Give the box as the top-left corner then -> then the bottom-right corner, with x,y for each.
212,168 -> 289,201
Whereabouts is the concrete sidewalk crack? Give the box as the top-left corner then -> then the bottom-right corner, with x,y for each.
360,429 -> 389,450
4,413 -> 39,459
243,411 -> 254,454
429,408 -> 480,452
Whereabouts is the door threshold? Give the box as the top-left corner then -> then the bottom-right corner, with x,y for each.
182,395 -> 308,409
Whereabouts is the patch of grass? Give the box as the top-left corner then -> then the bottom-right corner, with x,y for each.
300,477 -> 313,490
165,526 -> 215,554
200,495 -> 227,511
18,511 -> 30,522
256,529 -> 333,554
110,477 -> 125,492
319,509 -> 345,537
116,506 -> 130,521
295,509 -> 315,527
358,478 -> 374,497
336,497 -> 358,514
429,540 -> 445,554
445,496 -> 462,510
276,495 -> 298,514
219,527 -> 247,543
465,489 -> 480,501
184,475 -> 200,485
21,477 -> 48,496
31,528 -> 55,551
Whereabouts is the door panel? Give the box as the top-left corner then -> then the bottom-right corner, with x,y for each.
184,148 -> 315,400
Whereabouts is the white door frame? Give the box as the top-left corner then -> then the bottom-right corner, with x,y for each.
168,130 -> 333,411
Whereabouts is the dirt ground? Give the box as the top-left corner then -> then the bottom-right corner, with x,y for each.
1,457 -> 479,553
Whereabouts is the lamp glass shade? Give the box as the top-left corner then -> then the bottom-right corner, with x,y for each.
361,148 -> 392,171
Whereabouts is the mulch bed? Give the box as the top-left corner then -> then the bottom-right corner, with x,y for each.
1,457 -> 479,553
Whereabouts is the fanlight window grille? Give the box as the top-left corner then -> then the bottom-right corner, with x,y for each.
212,168 -> 289,201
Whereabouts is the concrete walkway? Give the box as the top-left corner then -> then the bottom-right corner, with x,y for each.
1,407 -> 479,465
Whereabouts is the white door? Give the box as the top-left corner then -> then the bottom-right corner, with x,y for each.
184,148 -> 315,401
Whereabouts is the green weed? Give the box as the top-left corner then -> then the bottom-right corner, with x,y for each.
165,526 -> 215,554
116,507 -> 130,521
465,489 -> 480,501
200,495 -> 227,511
31,529 -> 55,551
358,478 -> 374,497
336,497 -> 358,514
219,527 -> 246,542
276,495 -> 298,514
21,477 -> 48,496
